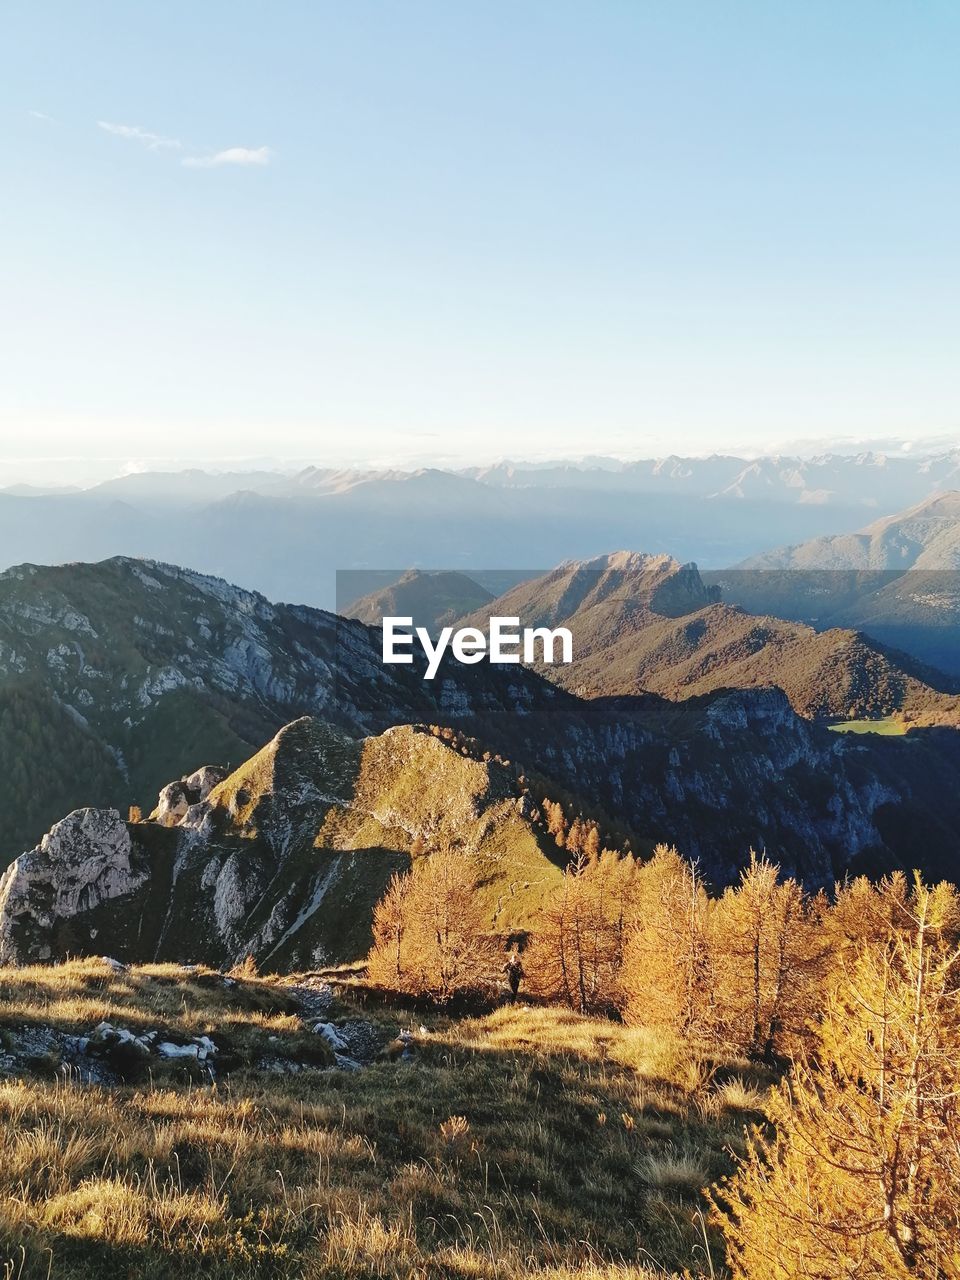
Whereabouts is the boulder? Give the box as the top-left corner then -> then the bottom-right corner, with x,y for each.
154,765 -> 228,827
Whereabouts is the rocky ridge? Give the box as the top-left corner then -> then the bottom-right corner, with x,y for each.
456,552 -> 960,725
1,556 -> 959,935
3,693 -> 960,970
0,717 -> 569,968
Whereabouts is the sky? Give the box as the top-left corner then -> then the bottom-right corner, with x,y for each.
3,0 -> 960,481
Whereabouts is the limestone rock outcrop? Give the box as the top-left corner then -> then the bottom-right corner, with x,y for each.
0,809 -> 149,964
154,765 -> 229,827
0,719 -> 564,971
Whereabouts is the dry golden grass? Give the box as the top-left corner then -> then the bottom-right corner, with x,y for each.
0,960 -> 750,1279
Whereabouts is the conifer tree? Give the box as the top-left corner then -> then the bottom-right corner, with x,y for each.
583,822 -> 601,860
712,852 -> 825,1059
621,845 -> 718,1040
367,870 -> 410,987
367,848 -> 495,1000
526,849 -> 641,1013
714,875 -> 960,1279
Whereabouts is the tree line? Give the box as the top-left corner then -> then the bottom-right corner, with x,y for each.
366,842 -> 960,1278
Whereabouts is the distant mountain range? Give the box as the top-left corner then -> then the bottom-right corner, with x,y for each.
2,453 -> 960,610
2,556 -> 960,900
463,451 -> 960,508
718,492 -> 960,674
739,491 -> 960,571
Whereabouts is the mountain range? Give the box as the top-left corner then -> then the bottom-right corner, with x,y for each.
717,492 -> 960,674
2,554 -> 960,941
3,453 -> 960,611
463,450 -> 960,507
448,552 -> 960,725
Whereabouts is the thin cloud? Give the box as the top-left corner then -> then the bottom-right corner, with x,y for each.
28,109 -> 56,123
98,121 -> 182,151
97,120 -> 270,170
182,146 -> 272,169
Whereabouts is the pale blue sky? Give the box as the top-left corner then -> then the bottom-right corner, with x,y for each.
2,1 -> 959,478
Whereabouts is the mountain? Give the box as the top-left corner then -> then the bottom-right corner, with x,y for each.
463,451 -> 960,510
458,553 -> 960,726
720,493 -> 960,674
739,492 -> 960,571
0,483 -> 82,497
86,469 -> 285,505
0,717 -> 572,968
0,555 -> 392,863
4,454 -> 960,610
342,568 -> 495,633
6,695 -> 960,970
3,556 -> 960,895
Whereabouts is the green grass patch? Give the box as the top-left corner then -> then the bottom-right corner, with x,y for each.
827,715 -> 908,736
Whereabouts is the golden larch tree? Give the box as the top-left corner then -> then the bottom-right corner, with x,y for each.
525,849 -> 641,1014
367,848 -> 495,1000
713,874 -> 960,1279
712,852 -> 826,1059
621,845 -> 718,1041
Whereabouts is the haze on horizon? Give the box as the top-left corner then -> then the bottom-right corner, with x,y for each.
4,1 -> 960,481
2,430 -> 959,492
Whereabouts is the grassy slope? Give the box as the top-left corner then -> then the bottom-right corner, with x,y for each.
458,558 -> 960,727
0,680 -> 264,867
0,958 -> 762,1280
548,601 -> 960,726
0,681 -> 124,861
123,689 -> 263,811
206,720 -> 568,953
827,716 -> 908,736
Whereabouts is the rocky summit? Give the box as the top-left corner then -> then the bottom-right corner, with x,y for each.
0,717 -> 569,969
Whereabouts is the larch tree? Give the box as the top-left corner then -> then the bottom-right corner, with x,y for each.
712,852 -> 826,1059
366,870 -> 410,988
367,848 -> 495,1000
713,875 -> 960,1279
621,845 -> 718,1041
525,849 -> 641,1014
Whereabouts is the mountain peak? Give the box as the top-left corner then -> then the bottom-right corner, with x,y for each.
740,489 -> 960,573
865,488 -> 960,530
342,568 -> 495,633
566,550 -> 685,576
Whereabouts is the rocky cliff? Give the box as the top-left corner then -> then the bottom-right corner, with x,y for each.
0,808 -> 149,963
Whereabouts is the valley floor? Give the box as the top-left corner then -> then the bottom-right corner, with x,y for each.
0,959 -> 764,1279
